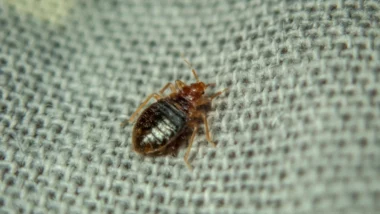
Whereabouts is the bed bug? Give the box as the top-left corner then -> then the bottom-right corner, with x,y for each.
121,59 -> 227,170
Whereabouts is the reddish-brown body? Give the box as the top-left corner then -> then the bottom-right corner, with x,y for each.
121,59 -> 226,169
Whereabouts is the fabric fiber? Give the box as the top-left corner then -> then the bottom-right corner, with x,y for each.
1,0 -> 380,213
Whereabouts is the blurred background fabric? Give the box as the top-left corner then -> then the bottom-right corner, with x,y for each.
1,0 -> 380,213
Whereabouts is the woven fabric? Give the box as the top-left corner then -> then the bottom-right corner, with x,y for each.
1,0 -> 380,213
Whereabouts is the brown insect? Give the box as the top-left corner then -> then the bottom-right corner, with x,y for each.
121,59 -> 227,170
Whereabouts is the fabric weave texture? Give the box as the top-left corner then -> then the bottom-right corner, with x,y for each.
1,0 -> 380,213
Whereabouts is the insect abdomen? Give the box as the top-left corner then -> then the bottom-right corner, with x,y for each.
132,99 -> 187,154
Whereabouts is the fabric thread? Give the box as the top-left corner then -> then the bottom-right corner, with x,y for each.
0,0 -> 380,213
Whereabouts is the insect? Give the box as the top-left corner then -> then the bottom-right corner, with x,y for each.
121,58 -> 227,170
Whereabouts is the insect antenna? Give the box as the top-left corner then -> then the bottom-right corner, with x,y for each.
181,55 -> 200,82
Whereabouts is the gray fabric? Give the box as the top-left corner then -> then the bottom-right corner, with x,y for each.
1,0 -> 380,213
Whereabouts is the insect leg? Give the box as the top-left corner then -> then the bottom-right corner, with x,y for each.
209,88 -> 229,100
195,88 -> 228,106
121,93 -> 162,126
184,125 -> 198,170
175,80 -> 186,89
191,112 -> 216,147
159,83 -> 177,95
200,113 -> 217,147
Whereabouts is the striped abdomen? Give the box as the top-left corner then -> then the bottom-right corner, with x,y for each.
132,98 -> 188,154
